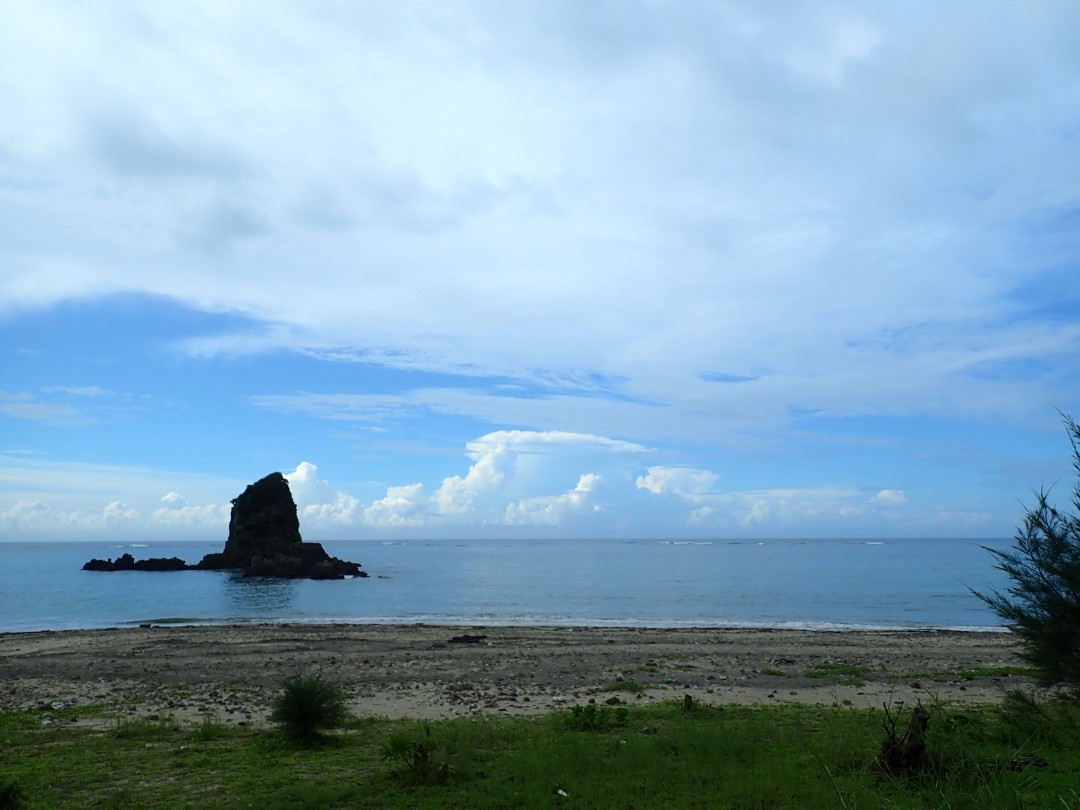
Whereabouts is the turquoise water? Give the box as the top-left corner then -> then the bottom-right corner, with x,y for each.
0,538 -> 1012,632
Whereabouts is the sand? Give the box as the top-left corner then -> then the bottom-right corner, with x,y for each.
0,624 -> 1030,729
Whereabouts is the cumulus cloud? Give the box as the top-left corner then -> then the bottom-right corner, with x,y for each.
742,500 -> 772,528
362,483 -> 427,528
149,490 -> 229,530
285,461 -> 361,527
429,430 -> 644,519
356,431 -> 648,533
505,473 -> 604,526
636,466 -> 719,499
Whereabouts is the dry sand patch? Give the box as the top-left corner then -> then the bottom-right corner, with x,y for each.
0,624 -> 1030,728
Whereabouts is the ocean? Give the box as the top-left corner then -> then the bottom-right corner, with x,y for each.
0,538 -> 1014,633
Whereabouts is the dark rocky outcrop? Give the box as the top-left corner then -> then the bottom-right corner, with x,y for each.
194,472 -> 365,579
203,472 -> 302,569
83,472 -> 367,580
82,553 -> 188,572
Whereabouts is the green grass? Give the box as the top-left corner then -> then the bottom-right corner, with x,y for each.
597,679 -> 648,694
804,662 -> 873,686
2,697 -> 1079,808
759,667 -> 789,677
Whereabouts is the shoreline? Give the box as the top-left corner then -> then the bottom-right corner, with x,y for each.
1,617 -> 1010,635
0,623 -> 1031,727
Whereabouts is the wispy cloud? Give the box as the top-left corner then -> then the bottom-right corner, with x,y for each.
0,387 -> 143,425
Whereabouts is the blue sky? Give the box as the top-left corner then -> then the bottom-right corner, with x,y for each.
2,2 -> 1078,542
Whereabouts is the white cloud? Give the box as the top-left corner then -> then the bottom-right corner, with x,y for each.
429,430 -> 645,519
688,506 -> 715,525
362,483 -> 427,528
150,502 -> 229,529
0,1 -> 1075,442
873,489 -> 908,506
433,441 -> 513,516
0,456 -> 242,540
636,466 -> 719,499
742,500 -> 772,527
285,461 -> 362,528
505,473 -> 604,526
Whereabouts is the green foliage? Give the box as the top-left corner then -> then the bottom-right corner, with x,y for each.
189,717 -> 231,742
976,413 -> 1080,696
381,724 -> 457,785
564,702 -> 630,731
270,674 -> 347,741
4,698 -> 1080,807
759,667 -> 788,677
597,679 -> 647,694
112,715 -> 179,740
804,662 -> 872,686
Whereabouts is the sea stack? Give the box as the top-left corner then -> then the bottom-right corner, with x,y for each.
195,472 -> 367,579
84,471 -> 367,579
198,472 -> 302,569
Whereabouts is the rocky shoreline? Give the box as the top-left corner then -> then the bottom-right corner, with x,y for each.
0,624 -> 1032,729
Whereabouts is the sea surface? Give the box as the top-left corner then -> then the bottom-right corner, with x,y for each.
0,538 -> 1014,633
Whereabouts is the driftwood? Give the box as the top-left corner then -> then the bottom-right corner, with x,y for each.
878,704 -> 931,778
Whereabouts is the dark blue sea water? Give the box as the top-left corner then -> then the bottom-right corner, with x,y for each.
0,538 -> 1013,633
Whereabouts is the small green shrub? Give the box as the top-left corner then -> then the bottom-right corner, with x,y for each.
270,675 -> 347,741
381,724 -> 461,785
565,703 -> 630,731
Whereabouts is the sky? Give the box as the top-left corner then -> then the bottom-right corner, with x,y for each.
1,2 -> 1078,543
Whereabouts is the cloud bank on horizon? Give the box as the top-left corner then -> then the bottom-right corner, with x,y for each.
1,2 -> 1078,541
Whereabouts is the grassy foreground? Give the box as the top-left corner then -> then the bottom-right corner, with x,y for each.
2,696 -> 1079,809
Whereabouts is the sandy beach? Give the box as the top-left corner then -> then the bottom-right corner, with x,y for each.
0,624 -> 1030,728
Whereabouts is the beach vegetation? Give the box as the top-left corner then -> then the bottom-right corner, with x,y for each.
804,662 -> 872,686
381,723 -> 471,785
190,717 -> 231,742
976,412 -> 1080,697
597,679 -> 647,694
564,702 -> 630,731
3,698 -> 1080,807
759,666 -> 788,677
112,715 -> 180,740
270,674 -> 348,741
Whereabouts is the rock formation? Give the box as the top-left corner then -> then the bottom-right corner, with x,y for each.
83,472 -> 367,580
194,472 -> 303,570
82,553 -> 188,572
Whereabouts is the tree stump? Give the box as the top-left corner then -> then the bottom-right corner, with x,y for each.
878,705 -> 930,777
